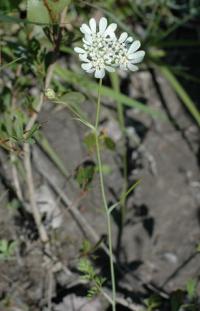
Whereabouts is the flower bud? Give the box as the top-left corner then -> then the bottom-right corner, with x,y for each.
45,88 -> 56,100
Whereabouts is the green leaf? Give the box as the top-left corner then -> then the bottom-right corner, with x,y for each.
120,179 -> 141,204
144,294 -> 162,311
78,258 -> 95,278
80,240 -> 92,255
27,0 -> 50,24
186,279 -> 197,301
102,135 -> 116,151
47,0 -> 70,14
84,132 -> 96,153
74,161 -> 95,190
159,66 -> 200,127
54,66 -> 166,120
27,0 -> 70,24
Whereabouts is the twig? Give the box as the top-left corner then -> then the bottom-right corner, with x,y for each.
10,152 -> 23,201
115,296 -> 143,311
23,143 -> 49,243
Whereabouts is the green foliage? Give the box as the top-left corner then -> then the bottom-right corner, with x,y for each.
0,0 -> 21,12
100,134 -> 116,151
84,131 -> 116,153
0,240 -> 16,260
80,240 -> 92,256
27,0 -> 70,24
74,161 -> 95,191
84,132 -> 96,153
27,0 -> 50,24
78,258 -> 106,299
186,279 -> 197,301
144,294 -> 162,311
0,109 -> 40,147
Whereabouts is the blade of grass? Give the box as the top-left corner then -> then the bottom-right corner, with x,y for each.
159,66 -> 200,126
36,133 -> 70,178
0,56 -> 24,70
54,66 -> 166,120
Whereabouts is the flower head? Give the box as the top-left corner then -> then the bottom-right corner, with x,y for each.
74,17 -> 145,79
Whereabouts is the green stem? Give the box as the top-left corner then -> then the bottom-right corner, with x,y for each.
95,78 -> 116,311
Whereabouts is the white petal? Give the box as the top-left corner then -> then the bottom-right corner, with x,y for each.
83,38 -> 89,45
89,18 -> 96,33
74,47 -> 86,54
95,69 -> 105,79
86,68 -> 95,73
99,17 -> 107,33
105,65 -> 115,72
127,36 -> 133,43
79,54 -> 89,62
120,64 -> 127,70
104,23 -> 117,37
128,51 -> 145,63
80,23 -> 92,35
128,40 -> 141,53
119,32 -> 128,43
84,34 -> 93,44
81,63 -> 92,71
127,63 -> 138,71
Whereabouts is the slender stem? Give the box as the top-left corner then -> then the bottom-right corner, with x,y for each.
95,78 -> 116,311
95,79 -> 102,131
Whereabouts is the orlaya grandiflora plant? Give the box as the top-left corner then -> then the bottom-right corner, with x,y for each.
74,17 -> 145,311
74,17 -> 145,79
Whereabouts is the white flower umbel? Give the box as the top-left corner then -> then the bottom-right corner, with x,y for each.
75,17 -> 117,79
112,32 -> 145,71
74,18 -> 145,78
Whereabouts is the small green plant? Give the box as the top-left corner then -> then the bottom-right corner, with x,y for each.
78,257 -> 106,299
0,239 -> 16,260
144,294 -> 162,311
186,279 -> 197,302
